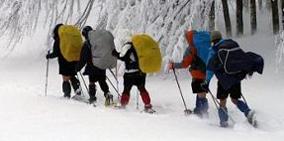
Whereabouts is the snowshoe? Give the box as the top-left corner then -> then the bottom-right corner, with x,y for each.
71,94 -> 89,103
247,110 -> 257,128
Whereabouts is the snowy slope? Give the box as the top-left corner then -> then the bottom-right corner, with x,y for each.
0,32 -> 284,141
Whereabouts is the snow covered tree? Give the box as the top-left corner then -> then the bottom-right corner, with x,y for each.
282,0 -> 284,29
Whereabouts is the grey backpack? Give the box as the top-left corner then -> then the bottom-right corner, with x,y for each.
88,29 -> 117,69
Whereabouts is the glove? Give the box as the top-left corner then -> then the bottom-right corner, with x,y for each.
168,62 -> 174,70
200,81 -> 209,92
112,49 -> 119,57
46,54 -> 51,59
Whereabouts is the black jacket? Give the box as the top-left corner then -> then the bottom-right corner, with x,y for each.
112,42 -> 140,73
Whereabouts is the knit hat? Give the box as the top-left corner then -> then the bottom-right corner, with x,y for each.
210,31 -> 222,42
82,26 -> 93,39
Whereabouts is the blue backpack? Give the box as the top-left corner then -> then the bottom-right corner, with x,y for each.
192,31 -> 211,64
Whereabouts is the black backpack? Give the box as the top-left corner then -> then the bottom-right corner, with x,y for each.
217,39 -> 264,76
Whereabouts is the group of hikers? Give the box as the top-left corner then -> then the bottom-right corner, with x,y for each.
46,24 -> 264,128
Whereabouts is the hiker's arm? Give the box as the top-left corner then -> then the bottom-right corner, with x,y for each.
206,48 -> 217,83
76,43 -> 89,72
47,39 -> 59,59
173,47 -> 194,69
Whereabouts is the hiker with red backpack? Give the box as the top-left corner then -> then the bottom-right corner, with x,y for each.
168,30 -> 210,118
205,31 -> 264,127
46,24 -> 82,98
76,26 -> 114,106
112,31 -> 161,113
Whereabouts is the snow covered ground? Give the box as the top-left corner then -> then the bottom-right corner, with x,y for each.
0,32 -> 284,141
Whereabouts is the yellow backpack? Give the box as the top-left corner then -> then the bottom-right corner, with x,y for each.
58,25 -> 83,62
132,34 -> 162,73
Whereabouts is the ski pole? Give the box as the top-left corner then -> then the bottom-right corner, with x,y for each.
45,50 -> 50,96
106,76 -> 121,97
241,94 -> 248,105
109,68 -> 120,100
172,68 -> 192,114
136,88 -> 139,110
78,72 -> 89,92
108,68 -> 119,83
207,88 -> 235,124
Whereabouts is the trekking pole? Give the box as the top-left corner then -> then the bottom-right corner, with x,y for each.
78,72 -> 89,92
241,94 -> 248,105
109,68 -> 120,100
45,50 -> 50,96
75,74 -> 87,97
106,76 -> 121,97
172,68 -> 192,115
207,89 -> 236,124
136,88 -> 139,110
108,68 -> 119,83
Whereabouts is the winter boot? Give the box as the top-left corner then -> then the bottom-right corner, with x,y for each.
104,92 -> 114,106
247,110 -> 257,127
62,81 -> 71,98
193,97 -> 209,118
236,100 -> 251,117
139,88 -> 155,113
71,76 -> 81,96
218,107 -> 229,127
120,91 -> 130,108
88,84 -> 97,104
144,104 -> 155,113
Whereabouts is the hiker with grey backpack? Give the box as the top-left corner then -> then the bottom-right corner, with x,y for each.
204,31 -> 264,127
76,26 -> 114,106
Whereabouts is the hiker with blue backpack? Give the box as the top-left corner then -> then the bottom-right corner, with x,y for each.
168,30 -> 211,118
46,24 -> 83,98
204,31 -> 264,127
76,26 -> 114,106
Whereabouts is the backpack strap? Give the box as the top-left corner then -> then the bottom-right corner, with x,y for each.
218,47 -> 242,74
120,42 -> 132,58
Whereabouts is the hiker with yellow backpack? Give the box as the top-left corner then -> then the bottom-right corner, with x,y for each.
46,24 -> 83,98
112,30 -> 162,113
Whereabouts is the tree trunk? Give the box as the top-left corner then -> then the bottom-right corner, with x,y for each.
221,0 -> 232,37
271,0 -> 279,34
243,0 -> 249,12
258,0 -> 263,11
251,0 -> 257,35
282,0 -> 284,30
236,0 -> 244,36
209,0 -> 215,31
266,0 -> 272,11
